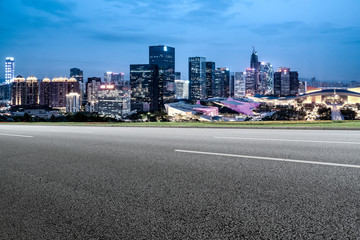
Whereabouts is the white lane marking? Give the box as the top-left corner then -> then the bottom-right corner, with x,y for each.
214,137 -> 360,145
0,133 -> 34,138
175,149 -> 360,169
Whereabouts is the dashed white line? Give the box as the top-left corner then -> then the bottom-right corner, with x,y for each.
214,137 -> 360,145
0,133 -> 34,138
175,149 -> 360,169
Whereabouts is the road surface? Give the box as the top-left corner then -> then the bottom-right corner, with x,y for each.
1,125 -> 360,239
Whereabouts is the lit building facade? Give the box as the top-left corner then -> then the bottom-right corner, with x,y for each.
11,76 -> 26,106
104,72 -> 125,84
11,76 -> 39,106
50,77 -> 80,109
86,77 -> 102,112
149,45 -> 175,104
97,84 -> 131,118
189,57 -> 206,101
245,68 -> 256,96
274,67 -> 299,96
130,64 -> 159,112
250,48 -> 261,93
206,62 -> 215,98
234,72 -> 246,98
40,78 -> 52,107
5,57 -> 15,84
213,67 -> 230,98
260,62 -> 274,95
66,93 -> 81,113
175,80 -> 189,100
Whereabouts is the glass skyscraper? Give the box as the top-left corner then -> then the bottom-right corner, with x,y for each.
260,62 -> 274,95
274,67 -> 299,96
130,64 -> 159,112
188,57 -> 206,101
149,45 -> 175,105
213,67 -> 230,98
5,57 -> 15,84
206,62 -> 215,98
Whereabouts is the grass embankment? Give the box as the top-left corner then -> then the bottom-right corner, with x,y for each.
1,120 -> 360,129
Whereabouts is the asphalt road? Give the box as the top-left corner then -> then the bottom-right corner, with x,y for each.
1,125 -> 360,239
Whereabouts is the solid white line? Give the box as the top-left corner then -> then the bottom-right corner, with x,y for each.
175,149 -> 360,169
0,133 -> 34,138
214,137 -> 360,145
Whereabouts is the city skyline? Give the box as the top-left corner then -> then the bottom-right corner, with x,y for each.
0,0 -> 359,82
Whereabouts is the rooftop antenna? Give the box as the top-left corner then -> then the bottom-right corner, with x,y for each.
252,46 -> 256,53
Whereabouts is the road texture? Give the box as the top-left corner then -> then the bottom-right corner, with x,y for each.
1,125 -> 360,239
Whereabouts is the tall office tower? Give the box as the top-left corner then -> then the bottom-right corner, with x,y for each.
230,72 -> 235,97
245,68 -> 256,96
11,75 -> 26,105
40,78 -> 52,106
213,68 -> 230,98
97,84 -> 131,118
70,68 -> 83,82
250,48 -> 261,93
290,71 -> 299,96
311,77 -> 317,87
188,57 -> 206,101
70,68 -> 84,101
234,72 -> 246,98
86,77 -> 102,112
260,62 -> 274,95
25,76 -> 39,105
5,57 -> 15,84
175,80 -> 189,100
50,77 -> 80,108
222,68 -> 231,97
130,64 -> 159,112
205,62 -> 215,98
299,81 -> 307,95
175,72 -> 181,80
149,45 -> 175,104
104,72 -> 125,84
274,67 -> 299,96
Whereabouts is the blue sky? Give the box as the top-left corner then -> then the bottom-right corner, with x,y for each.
1,0 -> 359,81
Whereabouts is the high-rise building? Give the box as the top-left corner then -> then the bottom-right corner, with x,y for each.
25,76 -> 39,106
11,75 -> 26,106
40,78 -> 52,107
245,68 -> 256,96
299,81 -> 307,95
175,72 -> 181,80
130,64 -> 159,112
149,45 -> 175,104
70,68 -> 83,82
5,57 -> 15,84
70,68 -> 84,101
50,77 -> 80,109
11,76 -> 39,106
96,84 -> 131,118
230,72 -> 235,97
213,68 -> 230,98
104,72 -> 125,84
234,72 -> 246,98
188,57 -> 206,101
260,62 -> 274,95
250,48 -> 261,93
175,80 -> 189,100
205,62 -> 215,98
274,67 -> 299,96
66,93 -> 81,113
86,77 -> 102,112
